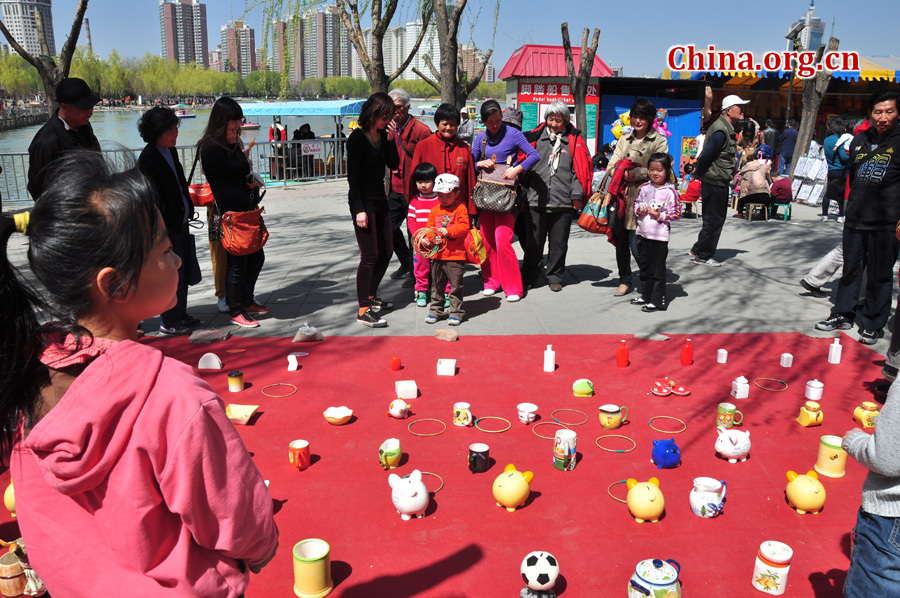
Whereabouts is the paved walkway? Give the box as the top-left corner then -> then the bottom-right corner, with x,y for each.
7,180 -> 894,353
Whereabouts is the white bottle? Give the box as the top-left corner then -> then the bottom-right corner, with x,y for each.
544,345 -> 555,373
828,338 -> 842,364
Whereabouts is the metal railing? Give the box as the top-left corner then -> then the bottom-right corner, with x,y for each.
1,138 -> 348,209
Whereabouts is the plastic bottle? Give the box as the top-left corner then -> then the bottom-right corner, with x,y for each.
544,345 -> 555,373
681,339 -> 693,366
828,338 -> 842,364
616,340 -> 629,368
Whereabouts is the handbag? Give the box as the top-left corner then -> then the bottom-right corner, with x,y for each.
464,227 -> 487,264
577,191 -> 611,234
220,206 -> 268,256
186,153 -> 215,206
473,137 -> 518,214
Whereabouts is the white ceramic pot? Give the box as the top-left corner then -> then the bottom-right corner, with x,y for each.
689,477 -> 726,518
628,558 -> 681,598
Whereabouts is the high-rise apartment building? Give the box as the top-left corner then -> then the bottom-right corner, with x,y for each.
208,44 -> 222,72
221,19 -> 256,77
355,25 -> 405,80
402,19 -> 439,81
0,0 -> 55,57
459,44 -> 495,83
159,0 -> 208,68
271,6 -> 351,83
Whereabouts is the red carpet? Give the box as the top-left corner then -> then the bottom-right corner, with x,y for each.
0,332 -> 885,597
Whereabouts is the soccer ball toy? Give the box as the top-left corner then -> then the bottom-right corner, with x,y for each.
521,551 -> 560,592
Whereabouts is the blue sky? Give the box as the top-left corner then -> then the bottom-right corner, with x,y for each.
49,0 -> 898,76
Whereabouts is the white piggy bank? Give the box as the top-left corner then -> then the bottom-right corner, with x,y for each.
389,469 -> 429,520
715,426 -> 751,463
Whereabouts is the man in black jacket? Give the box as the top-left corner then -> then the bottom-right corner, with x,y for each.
816,90 -> 900,345
27,78 -> 101,199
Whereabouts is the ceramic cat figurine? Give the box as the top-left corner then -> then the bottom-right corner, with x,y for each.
715,426 -> 751,463
389,469 -> 429,520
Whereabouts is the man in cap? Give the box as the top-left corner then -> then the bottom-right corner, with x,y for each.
457,106 -> 475,145
689,94 -> 748,267
27,77 -> 101,199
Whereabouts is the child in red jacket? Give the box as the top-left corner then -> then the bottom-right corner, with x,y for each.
424,174 -> 469,326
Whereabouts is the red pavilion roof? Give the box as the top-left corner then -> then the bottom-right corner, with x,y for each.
498,44 -> 614,80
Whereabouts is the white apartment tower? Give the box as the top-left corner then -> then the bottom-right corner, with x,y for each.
0,0 -> 55,57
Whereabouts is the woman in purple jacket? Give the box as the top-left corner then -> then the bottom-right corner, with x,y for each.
472,100 -> 539,301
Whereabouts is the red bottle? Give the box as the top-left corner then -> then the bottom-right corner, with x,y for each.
681,339 -> 693,366
390,356 -> 402,371
616,340 -> 629,368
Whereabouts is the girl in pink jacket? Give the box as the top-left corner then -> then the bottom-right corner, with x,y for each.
0,152 -> 278,597
631,153 -> 681,312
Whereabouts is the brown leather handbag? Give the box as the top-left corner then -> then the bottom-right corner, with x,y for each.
221,206 -> 269,256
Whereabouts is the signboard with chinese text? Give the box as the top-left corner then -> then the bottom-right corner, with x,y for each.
517,81 -> 599,105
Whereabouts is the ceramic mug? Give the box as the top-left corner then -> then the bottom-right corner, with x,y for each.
553,429 -> 577,471
716,402 -> 743,428
468,442 -> 490,473
813,434 -> 847,478
517,402 -> 538,424
453,402 -> 473,427
379,438 -> 402,470
599,404 -> 629,430
289,439 -> 311,470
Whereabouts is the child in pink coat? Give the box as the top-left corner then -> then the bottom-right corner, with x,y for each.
631,153 -> 681,312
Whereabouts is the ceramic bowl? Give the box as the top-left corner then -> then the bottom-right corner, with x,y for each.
225,404 -> 259,426
323,406 -> 353,425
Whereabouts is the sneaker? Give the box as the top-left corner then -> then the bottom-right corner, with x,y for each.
549,283 -> 562,292
389,267 -> 410,280
859,328 -> 885,345
691,257 -> 721,267
369,297 -> 393,312
687,250 -> 697,258
230,313 -> 260,328
402,277 -> 415,288
245,303 -> 270,315
181,315 -> 202,327
425,314 -> 439,324
837,216 -> 846,223
415,291 -> 428,307
159,324 -> 190,336
800,279 -> 829,298
820,215 -> 829,222
642,303 -> 665,312
448,317 -> 461,326
506,294 -> 521,302
444,293 -> 451,308
630,297 -> 648,305
217,297 -> 228,313
482,288 -> 497,296
357,308 -> 387,328
732,213 -> 744,218
882,365 -> 898,382
815,314 -> 852,331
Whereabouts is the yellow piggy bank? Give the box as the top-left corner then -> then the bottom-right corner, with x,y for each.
492,464 -> 534,512
785,470 -> 826,514
626,477 -> 665,523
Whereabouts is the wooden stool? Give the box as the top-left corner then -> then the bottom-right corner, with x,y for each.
746,203 -> 769,222
681,199 -> 701,218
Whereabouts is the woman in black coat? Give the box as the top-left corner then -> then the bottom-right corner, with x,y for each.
138,106 -> 199,335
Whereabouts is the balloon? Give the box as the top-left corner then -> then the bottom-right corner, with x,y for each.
656,109 -> 668,123
619,111 -> 631,127
621,126 -> 633,137
612,124 -> 623,139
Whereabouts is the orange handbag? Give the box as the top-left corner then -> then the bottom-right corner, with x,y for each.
188,183 -> 214,206
221,207 -> 269,256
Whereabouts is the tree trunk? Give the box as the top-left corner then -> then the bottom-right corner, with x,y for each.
0,0 -> 89,114
561,23 -> 600,138
428,0 -> 495,108
791,36 -> 839,177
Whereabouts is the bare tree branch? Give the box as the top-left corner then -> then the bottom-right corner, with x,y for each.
58,0 -> 89,73
561,22 -> 600,136
412,67 -> 440,93
387,0 -> 432,83
792,37 -> 839,177
423,53 -> 441,81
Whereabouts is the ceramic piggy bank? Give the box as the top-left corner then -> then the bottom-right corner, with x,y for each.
715,426 -> 751,463
650,438 -> 681,469
785,470 -> 826,514
387,399 -> 410,419
389,469 -> 429,520
626,478 -> 665,523
492,464 -> 534,512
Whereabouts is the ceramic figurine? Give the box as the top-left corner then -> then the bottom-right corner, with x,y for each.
492,464 -> 534,512
689,477 -> 726,518
388,469 -> 429,520
628,558 -> 682,598
853,402 -> 879,428
715,426 -> 751,463
650,438 -> 681,469
785,470 -> 826,514
520,551 -> 559,598
387,399 -> 410,419
572,379 -> 594,397
626,478 -> 665,523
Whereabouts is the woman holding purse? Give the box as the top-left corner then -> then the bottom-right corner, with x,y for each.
198,96 -> 267,328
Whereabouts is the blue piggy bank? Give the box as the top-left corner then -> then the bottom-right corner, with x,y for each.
651,438 -> 681,469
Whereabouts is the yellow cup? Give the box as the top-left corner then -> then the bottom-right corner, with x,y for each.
813,434 -> 847,479
293,538 -> 333,598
